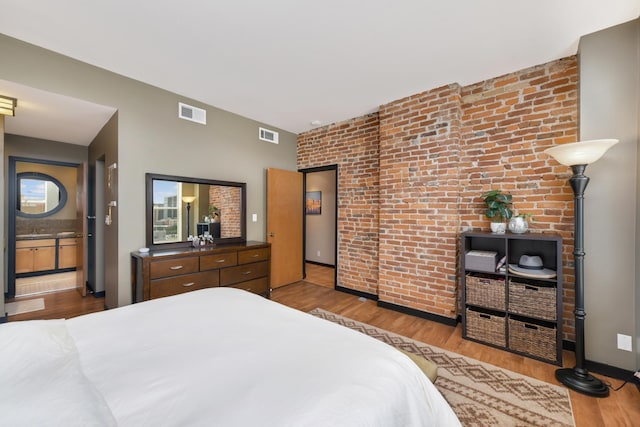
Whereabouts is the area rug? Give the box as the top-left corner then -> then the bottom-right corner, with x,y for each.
310,308 -> 575,427
5,298 -> 45,316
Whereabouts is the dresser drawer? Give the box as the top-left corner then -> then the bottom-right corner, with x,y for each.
150,271 -> 219,299
200,252 -> 238,271
220,261 -> 269,286
238,248 -> 270,265
226,277 -> 269,296
150,257 -> 199,279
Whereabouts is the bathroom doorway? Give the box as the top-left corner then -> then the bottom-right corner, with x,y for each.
7,156 -> 88,299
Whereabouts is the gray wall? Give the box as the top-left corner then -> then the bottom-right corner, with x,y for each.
305,170 -> 336,265
1,34 -> 298,308
578,18 -> 639,371
1,117 -> 5,317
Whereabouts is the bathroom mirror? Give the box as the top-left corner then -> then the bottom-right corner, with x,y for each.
16,172 -> 68,218
146,173 -> 247,249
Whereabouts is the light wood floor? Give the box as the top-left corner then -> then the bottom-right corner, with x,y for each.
305,262 -> 334,288
6,281 -> 639,426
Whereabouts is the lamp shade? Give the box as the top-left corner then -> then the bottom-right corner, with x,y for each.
544,139 -> 618,166
182,196 -> 196,204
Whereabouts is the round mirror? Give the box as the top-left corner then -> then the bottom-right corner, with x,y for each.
16,172 -> 68,218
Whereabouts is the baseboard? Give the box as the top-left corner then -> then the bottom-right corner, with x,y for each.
92,291 -> 105,298
335,285 -> 378,301
562,339 -> 635,382
0,313 -> 6,324
377,300 -> 458,327
305,260 -> 335,268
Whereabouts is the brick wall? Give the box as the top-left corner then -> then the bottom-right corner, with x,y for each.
209,186 -> 242,238
459,57 -> 578,340
297,57 -> 578,340
298,114 -> 380,295
377,84 -> 462,318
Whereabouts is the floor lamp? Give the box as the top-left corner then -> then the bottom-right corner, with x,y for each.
544,139 -> 618,398
182,196 -> 197,237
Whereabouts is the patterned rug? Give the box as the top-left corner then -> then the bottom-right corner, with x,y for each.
310,308 -> 575,427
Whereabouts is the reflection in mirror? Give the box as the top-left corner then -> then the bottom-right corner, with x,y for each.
16,172 -> 68,218
146,173 -> 246,249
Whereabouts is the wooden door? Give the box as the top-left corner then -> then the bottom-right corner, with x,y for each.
76,162 -> 88,296
266,168 -> 303,288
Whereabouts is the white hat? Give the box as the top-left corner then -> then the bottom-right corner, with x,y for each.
508,255 -> 556,279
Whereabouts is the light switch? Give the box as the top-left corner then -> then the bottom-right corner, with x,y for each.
252,213 -> 257,222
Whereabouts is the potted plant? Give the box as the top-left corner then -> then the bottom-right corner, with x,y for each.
481,189 -> 513,234
208,204 -> 220,222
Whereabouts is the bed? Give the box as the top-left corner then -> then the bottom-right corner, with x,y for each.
0,287 -> 460,426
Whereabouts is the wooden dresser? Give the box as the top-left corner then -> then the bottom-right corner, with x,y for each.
131,241 -> 270,302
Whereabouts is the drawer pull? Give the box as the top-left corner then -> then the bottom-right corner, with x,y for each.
251,254 -> 259,258
182,282 -> 196,287
170,265 -> 184,270
525,285 -> 538,291
216,259 -> 226,263
241,270 -> 252,275
479,314 -> 491,319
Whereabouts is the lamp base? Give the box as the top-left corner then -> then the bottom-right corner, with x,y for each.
556,368 -> 609,397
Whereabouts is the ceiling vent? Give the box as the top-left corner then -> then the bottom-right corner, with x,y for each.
259,127 -> 279,144
178,102 -> 206,125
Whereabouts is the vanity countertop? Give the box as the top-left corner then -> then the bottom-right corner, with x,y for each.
16,232 -> 78,240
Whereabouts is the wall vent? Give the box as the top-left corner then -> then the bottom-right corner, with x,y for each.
259,127 -> 279,144
178,102 -> 206,125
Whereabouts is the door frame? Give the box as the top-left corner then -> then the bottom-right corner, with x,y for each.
299,164 -> 338,288
7,156 -> 85,298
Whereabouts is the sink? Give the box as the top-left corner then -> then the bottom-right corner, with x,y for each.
16,233 -> 54,239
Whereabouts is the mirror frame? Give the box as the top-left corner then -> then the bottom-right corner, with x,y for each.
16,171 -> 68,218
146,173 -> 247,250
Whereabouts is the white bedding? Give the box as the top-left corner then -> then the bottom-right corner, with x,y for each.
2,288 -> 460,426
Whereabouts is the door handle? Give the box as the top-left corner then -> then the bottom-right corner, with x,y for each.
87,216 -> 96,220
268,232 -> 275,237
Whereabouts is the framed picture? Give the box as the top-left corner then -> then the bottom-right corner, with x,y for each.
306,191 -> 322,215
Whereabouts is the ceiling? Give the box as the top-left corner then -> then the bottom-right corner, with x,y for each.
0,1 -> 638,144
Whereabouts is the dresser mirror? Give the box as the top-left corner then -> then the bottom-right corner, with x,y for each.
146,173 -> 246,249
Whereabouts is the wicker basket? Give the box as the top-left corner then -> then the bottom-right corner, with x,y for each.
465,308 -> 506,347
466,274 -> 506,310
508,318 -> 557,361
508,280 -> 556,321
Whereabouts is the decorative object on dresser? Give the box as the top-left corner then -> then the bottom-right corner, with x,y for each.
544,138 -> 618,398
508,213 -> 532,234
480,189 -> 512,234
461,231 -> 563,365
131,241 -> 271,301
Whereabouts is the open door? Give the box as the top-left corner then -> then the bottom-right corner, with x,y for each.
266,168 -> 303,288
76,162 -> 88,296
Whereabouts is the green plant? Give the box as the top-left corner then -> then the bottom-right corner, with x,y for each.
208,204 -> 219,217
481,190 -> 513,221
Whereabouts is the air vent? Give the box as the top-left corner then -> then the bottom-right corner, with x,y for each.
259,127 -> 279,144
178,102 -> 206,125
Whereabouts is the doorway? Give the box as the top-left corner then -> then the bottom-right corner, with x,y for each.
7,157 -> 91,300
301,165 -> 338,289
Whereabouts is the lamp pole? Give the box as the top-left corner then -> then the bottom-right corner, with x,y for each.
186,201 -> 192,236
554,164 -> 609,397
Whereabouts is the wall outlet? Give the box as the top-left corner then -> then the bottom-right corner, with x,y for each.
617,333 -> 632,352
317,250 -> 321,257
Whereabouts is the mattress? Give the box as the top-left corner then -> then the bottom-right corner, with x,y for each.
1,288 -> 460,426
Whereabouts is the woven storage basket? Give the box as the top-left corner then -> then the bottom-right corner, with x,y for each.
466,274 -> 506,310
465,308 -> 506,347
508,280 -> 556,320
508,318 -> 556,361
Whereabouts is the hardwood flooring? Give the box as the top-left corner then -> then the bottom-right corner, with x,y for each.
304,262 -> 334,288
5,281 -> 639,426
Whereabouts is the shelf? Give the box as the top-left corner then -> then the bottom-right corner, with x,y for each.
461,231 -> 563,365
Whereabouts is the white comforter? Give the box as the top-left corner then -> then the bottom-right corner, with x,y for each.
1,288 -> 460,426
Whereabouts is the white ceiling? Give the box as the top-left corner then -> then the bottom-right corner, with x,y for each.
0,1 -> 638,142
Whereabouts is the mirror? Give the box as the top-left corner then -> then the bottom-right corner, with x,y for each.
16,172 -> 68,218
146,173 -> 246,249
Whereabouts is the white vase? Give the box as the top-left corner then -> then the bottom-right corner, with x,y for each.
490,222 -> 506,234
508,216 -> 529,234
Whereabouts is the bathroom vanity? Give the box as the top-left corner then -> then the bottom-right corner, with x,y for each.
15,233 -> 78,275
